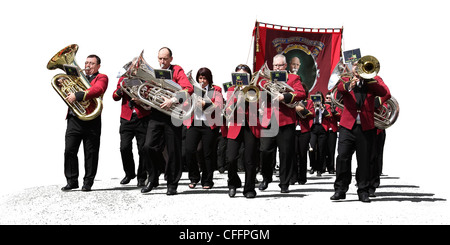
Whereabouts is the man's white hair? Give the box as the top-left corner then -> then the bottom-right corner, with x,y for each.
273,54 -> 287,64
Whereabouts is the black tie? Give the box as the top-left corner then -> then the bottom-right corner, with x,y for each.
315,109 -> 320,124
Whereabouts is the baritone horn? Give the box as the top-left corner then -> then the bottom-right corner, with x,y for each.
132,50 -> 195,120
329,55 -> 399,129
47,44 -> 102,121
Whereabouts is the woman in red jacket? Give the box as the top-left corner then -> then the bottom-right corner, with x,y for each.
183,67 -> 223,189
225,64 -> 261,198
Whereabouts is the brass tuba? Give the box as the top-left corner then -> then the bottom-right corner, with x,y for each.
133,51 -> 195,120
329,55 -> 399,129
47,44 -> 102,121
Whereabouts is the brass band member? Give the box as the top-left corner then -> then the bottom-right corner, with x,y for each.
330,61 -> 387,203
112,74 -> 150,187
259,54 -> 306,193
183,67 -> 223,189
225,64 -> 261,198
291,83 -> 313,185
308,91 -> 332,177
140,47 -> 193,195
61,55 -> 108,192
324,91 -> 341,174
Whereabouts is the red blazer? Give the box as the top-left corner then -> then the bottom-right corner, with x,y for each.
183,85 -> 224,130
171,65 -> 194,95
326,105 -> 342,132
70,73 -> 108,118
260,74 -> 306,128
338,76 -> 387,131
112,77 -> 151,120
309,103 -> 332,131
225,85 -> 262,139
296,99 -> 314,133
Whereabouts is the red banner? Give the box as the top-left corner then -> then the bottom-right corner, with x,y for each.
253,22 -> 343,95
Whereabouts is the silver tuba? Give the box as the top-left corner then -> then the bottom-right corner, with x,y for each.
329,55 -> 399,129
257,62 -> 297,108
117,57 -> 152,110
133,51 -> 195,120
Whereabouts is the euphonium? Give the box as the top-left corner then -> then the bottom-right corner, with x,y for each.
133,51 -> 195,120
329,55 -> 399,129
257,62 -> 296,108
47,44 -> 102,121
118,58 -> 152,110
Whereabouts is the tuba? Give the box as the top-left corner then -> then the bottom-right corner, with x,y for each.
47,44 -> 102,121
133,51 -> 195,120
257,62 -> 297,108
329,55 -> 399,129
117,57 -> 152,110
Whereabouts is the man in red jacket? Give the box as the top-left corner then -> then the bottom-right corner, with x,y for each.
112,75 -> 151,187
258,54 -> 306,193
62,54 -> 108,192
140,47 -> 193,195
330,61 -> 387,202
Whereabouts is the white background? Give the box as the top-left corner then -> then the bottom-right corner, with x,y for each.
0,0 -> 449,201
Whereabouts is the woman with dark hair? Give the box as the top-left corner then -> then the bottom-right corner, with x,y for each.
224,64 -> 261,198
183,67 -> 223,189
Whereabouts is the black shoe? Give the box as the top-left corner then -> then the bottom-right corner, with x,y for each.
330,192 -> 346,200
137,179 -> 146,187
329,170 -> 335,174
244,191 -> 256,198
258,180 -> 269,191
359,193 -> 371,203
280,186 -> 289,193
141,182 -> 156,193
316,171 -> 322,177
61,183 -> 78,191
229,188 -> 236,198
120,176 -> 133,185
166,187 -> 177,195
369,189 -> 376,197
298,181 -> 306,185
81,185 -> 92,192
309,169 -> 315,174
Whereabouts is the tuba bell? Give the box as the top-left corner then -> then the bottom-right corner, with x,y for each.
329,55 -> 399,129
47,44 -> 102,121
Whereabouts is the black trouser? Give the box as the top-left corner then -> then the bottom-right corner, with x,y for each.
369,130 -> 386,192
185,121 -> 219,187
119,114 -> 148,181
292,130 -> 310,184
334,125 -> 376,195
309,124 -> 327,172
260,124 -> 295,189
143,110 -> 182,190
64,115 -> 101,187
227,124 -> 259,195
216,135 -> 228,172
325,131 -> 337,172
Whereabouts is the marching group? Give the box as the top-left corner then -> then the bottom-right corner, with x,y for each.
59,46 -> 390,203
